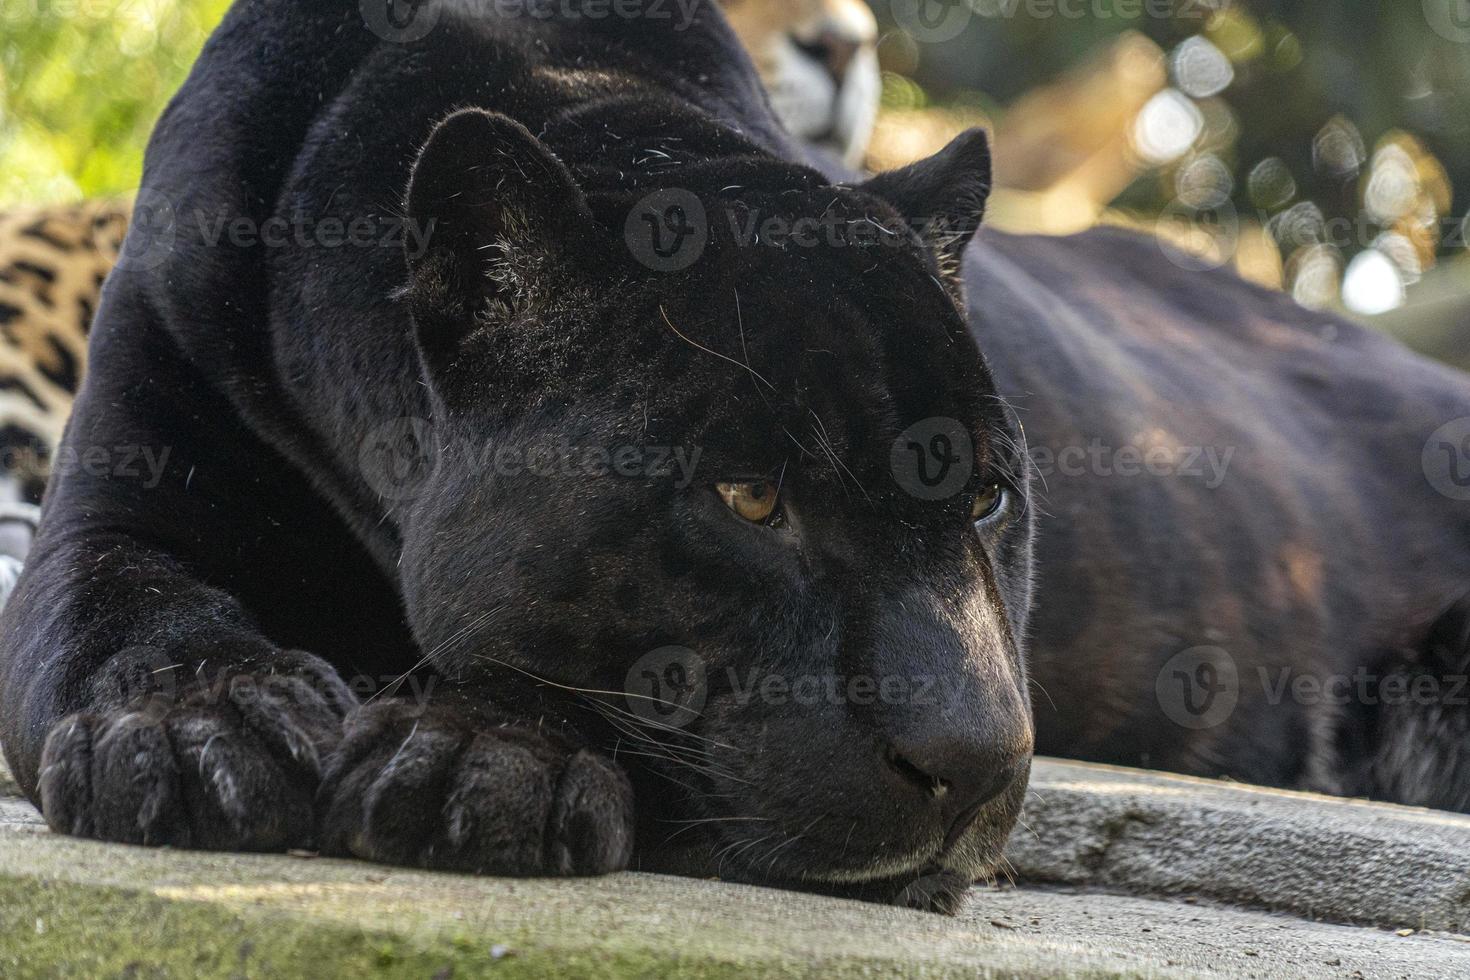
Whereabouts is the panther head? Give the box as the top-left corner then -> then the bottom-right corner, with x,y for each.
721,0 -> 881,169
391,107 -> 1032,911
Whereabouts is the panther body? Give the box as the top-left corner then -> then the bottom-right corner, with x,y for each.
0,0 -> 1027,912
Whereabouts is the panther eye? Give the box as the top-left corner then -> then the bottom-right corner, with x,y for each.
716,481 -> 783,526
972,483 -> 1005,523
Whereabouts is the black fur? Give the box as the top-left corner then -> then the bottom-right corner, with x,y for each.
0,0 -> 1032,908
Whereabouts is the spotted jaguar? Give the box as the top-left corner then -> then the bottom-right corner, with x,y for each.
0,199 -> 131,505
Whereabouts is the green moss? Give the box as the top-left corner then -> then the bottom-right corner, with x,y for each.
0,875 -> 791,979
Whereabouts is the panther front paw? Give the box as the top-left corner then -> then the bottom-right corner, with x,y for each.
318,700 -> 633,876
38,657 -> 354,851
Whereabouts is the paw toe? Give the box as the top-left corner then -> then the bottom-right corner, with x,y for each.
548,749 -> 635,875
38,713 -> 101,838
439,734 -> 556,874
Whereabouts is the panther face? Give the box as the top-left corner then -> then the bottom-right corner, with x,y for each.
394,109 -> 1033,908
720,0 -> 881,168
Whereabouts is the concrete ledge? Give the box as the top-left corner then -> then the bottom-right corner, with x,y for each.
4,757 -> 1470,976
1015,759 -> 1470,933
5,822 -> 1470,978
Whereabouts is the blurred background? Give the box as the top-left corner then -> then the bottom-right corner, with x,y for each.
6,0 -> 1470,361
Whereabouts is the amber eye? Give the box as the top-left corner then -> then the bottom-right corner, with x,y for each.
716,481 -> 782,525
972,483 -> 1005,522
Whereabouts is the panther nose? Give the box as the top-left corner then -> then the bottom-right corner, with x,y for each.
882,736 -> 1024,838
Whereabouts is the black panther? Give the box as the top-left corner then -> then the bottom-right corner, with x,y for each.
4,0 -> 1470,917
0,0 -> 1031,911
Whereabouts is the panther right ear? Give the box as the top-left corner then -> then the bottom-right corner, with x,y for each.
403,109 -> 594,369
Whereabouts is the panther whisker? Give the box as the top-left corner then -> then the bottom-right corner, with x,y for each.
579,692 -> 739,751
586,707 -> 738,776
575,691 -> 741,756
602,741 -> 750,787
582,702 -> 750,785
660,304 -> 775,394
732,288 -> 776,394
996,854 -> 1019,889
761,831 -> 806,874
1026,676 -> 1057,712
809,409 -> 871,505
469,652 -> 701,718
368,608 -> 498,704
659,815 -> 771,846
717,292 -> 820,463
719,832 -> 775,874
759,812 -> 825,873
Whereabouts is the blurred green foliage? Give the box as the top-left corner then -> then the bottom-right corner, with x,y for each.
6,0 -> 1470,313
0,0 -> 231,206
876,0 -> 1470,309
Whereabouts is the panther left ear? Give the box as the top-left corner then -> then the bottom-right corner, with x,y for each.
403,108 -> 596,372
858,127 -> 991,302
